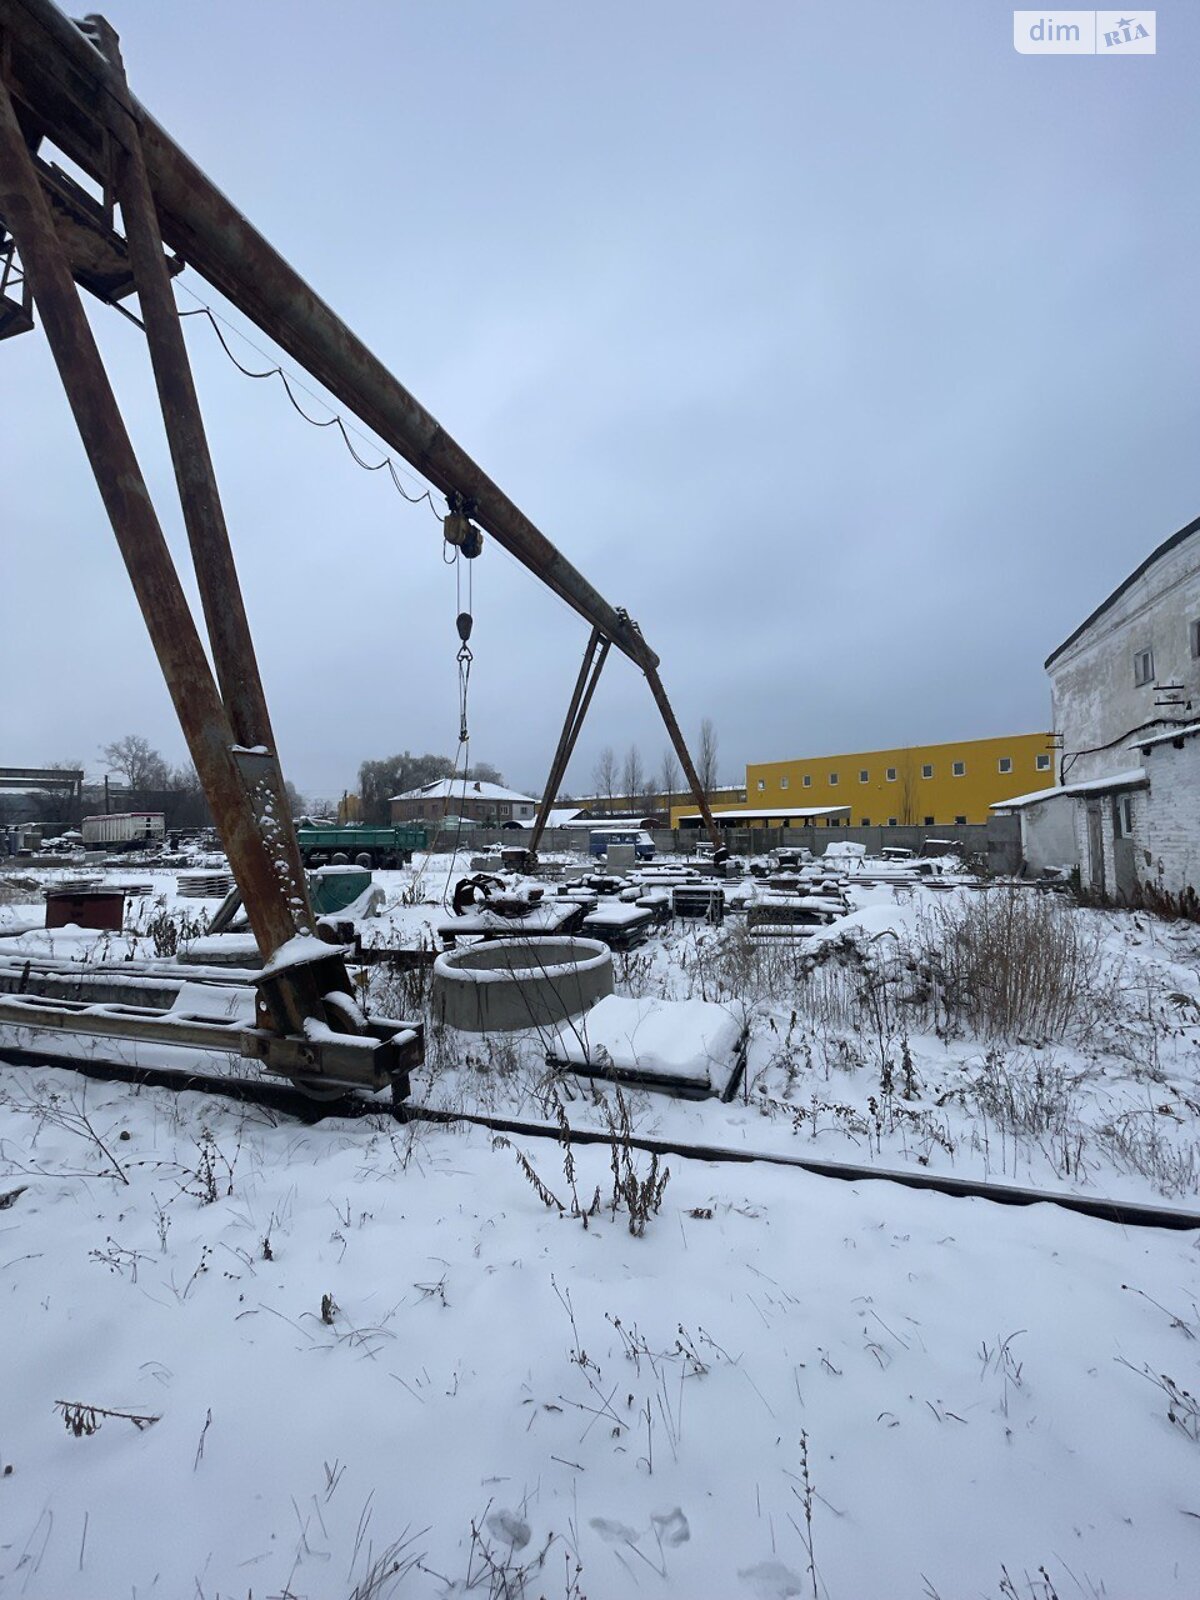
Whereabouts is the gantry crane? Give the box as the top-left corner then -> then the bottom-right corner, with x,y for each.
0,0 -> 722,1099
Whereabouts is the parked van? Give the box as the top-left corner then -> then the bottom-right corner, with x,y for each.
588,826 -> 655,861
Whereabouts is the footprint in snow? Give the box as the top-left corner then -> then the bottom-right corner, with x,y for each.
589,1517 -> 640,1545
651,1507 -> 690,1547
738,1559 -> 807,1598
485,1509 -> 531,1550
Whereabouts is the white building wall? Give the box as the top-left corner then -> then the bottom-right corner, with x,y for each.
1122,788 -> 1151,898
1019,794 -> 1077,872
1049,528 -> 1200,784
1069,790 -> 1127,897
1065,766 -> 1197,904
1139,738 -> 1200,900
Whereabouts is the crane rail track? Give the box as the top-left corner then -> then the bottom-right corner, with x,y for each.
2,1037 -> 1198,1233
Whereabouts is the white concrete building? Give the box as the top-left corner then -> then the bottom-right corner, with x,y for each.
390,778 -> 537,825
996,514 -> 1200,903
998,767 -> 1148,898
1047,514 -> 1200,784
1131,722 -> 1200,911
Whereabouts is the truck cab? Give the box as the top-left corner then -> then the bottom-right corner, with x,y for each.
588,827 -> 655,861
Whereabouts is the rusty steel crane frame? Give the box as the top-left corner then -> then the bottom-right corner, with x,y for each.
0,5 -> 429,1098
0,0 -> 723,842
0,0 -> 721,1073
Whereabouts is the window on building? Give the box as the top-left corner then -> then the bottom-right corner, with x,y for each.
860,817 -> 870,826
924,816 -> 935,826
952,761 -> 965,777
780,776 -> 789,790
887,817 -> 897,827
1115,794 -> 1134,837
756,779 -> 765,791
1134,648 -> 1154,686
859,769 -> 869,783
829,772 -> 839,785
1036,754 -> 1051,771
802,774 -> 812,788
826,816 -> 839,827
998,757 -> 1012,774
886,767 -> 897,782
1191,620 -> 1200,659
921,763 -> 933,779
955,814 -> 967,825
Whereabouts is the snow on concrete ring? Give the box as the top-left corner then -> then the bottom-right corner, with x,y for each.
433,936 -> 614,1033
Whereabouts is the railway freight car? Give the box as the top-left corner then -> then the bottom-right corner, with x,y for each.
82,812 -> 166,850
296,823 -> 427,869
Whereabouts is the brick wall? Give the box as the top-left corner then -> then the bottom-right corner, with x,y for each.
1139,737 -> 1200,898
1069,750 -> 1198,902
1073,787 -> 1148,898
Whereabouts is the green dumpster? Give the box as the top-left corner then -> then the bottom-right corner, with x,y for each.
308,864 -> 373,915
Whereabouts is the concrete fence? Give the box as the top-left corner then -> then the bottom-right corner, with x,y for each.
447,816 -> 1023,876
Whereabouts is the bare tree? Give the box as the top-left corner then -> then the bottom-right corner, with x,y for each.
696,718 -> 719,795
26,759 -> 84,828
898,749 -> 918,827
592,746 -> 618,812
621,745 -> 644,804
465,761 -> 505,786
658,747 -> 680,805
155,761 -> 212,830
101,735 -> 169,792
166,761 -> 203,796
357,751 -> 456,825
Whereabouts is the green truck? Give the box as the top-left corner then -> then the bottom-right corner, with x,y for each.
295,823 -> 427,869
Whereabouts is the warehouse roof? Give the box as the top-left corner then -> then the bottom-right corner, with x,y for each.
1137,721 -> 1200,752
674,804 -> 851,823
389,779 -> 536,804
990,769 -> 1147,810
1044,513 -> 1200,669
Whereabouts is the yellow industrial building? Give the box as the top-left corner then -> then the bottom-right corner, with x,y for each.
672,733 -> 1055,828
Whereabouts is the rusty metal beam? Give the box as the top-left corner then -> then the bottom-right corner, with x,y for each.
91,16 -> 312,937
0,765 -> 81,791
0,70 -> 307,957
0,0 -> 658,673
529,627 -> 609,857
0,0 -> 723,866
0,991 -> 424,1093
644,665 -> 722,849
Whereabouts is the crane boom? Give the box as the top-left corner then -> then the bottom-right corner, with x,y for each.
0,0 -> 658,671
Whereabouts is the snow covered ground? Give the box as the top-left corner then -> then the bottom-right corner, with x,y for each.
2,852 -> 1199,1597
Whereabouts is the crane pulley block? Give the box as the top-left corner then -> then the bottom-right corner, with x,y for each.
444,491 -> 483,558
443,510 -> 483,558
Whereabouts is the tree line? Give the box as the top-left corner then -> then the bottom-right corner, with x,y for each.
586,718 -> 720,810
358,752 -> 504,825
3,735 -> 311,830
14,720 -> 718,832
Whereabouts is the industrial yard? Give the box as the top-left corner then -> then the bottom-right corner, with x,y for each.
2,0 -> 1197,1597
3,845 -> 1200,1597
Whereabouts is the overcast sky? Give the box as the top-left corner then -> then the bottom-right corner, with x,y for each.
3,0 -> 1197,804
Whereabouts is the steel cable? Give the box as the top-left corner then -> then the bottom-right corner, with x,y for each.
176,296 -> 441,515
